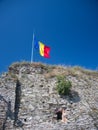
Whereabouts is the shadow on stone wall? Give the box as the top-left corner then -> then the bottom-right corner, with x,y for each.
0,95 -> 14,130
69,90 -> 81,103
60,90 -> 81,103
0,79 -> 24,130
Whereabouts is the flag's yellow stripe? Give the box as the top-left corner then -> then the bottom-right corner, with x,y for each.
39,41 -> 44,56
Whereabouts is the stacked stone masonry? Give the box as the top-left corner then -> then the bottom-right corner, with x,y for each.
0,63 -> 98,130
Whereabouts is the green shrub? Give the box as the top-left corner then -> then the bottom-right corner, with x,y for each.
56,75 -> 72,95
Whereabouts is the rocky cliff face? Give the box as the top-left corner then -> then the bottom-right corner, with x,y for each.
0,62 -> 98,130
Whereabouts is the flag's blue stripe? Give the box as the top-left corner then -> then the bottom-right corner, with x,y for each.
34,37 -> 39,50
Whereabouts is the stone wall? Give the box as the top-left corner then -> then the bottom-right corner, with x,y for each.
0,73 -> 16,130
0,62 -> 98,130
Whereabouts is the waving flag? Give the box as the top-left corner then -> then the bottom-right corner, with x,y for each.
34,38 -> 50,58
39,42 -> 50,58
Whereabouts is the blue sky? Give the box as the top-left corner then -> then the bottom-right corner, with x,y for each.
0,0 -> 98,72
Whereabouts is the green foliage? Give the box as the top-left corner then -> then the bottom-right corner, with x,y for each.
56,75 -> 72,95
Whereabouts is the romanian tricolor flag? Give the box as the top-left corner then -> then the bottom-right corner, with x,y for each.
34,38 -> 50,58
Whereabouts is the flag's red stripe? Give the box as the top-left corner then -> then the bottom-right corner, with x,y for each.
44,45 -> 50,58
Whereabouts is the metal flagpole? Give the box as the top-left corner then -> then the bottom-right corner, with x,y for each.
31,33 -> 34,63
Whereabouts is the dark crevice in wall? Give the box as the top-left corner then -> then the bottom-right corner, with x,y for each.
14,79 -> 23,127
